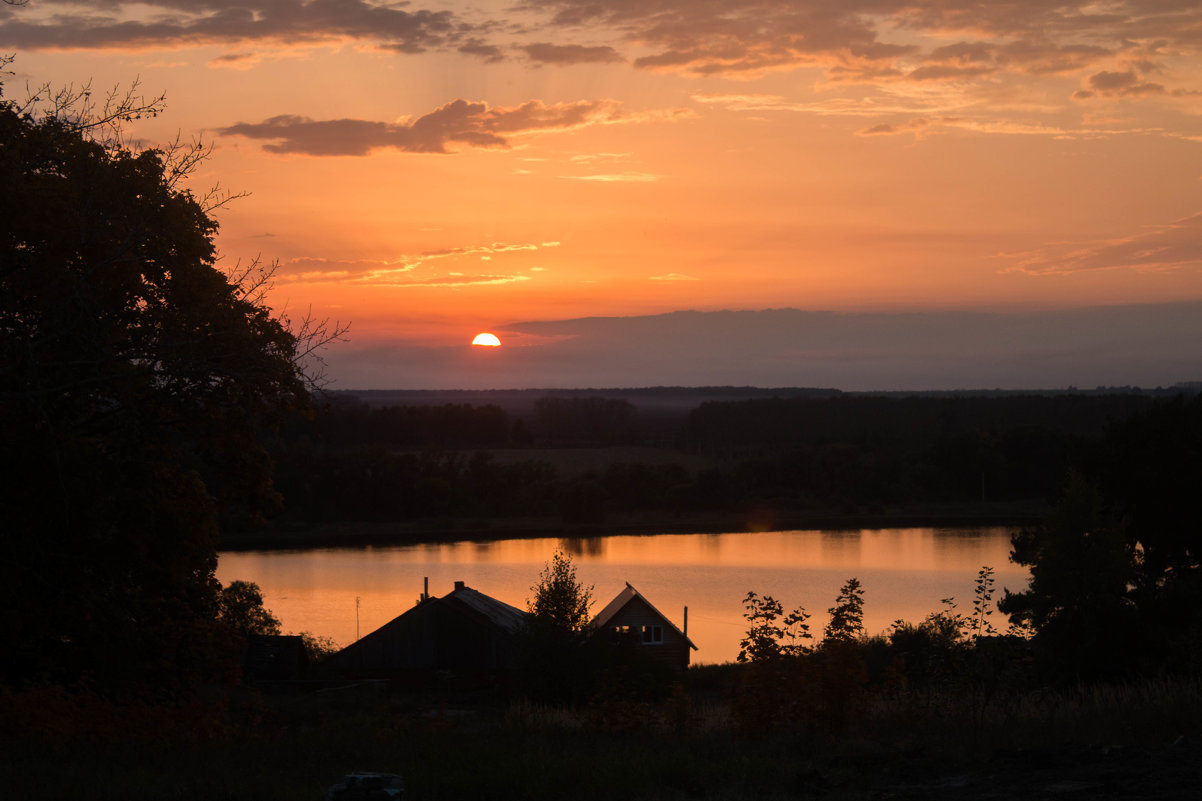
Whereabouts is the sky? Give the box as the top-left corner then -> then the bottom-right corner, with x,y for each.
4,0 -> 1202,390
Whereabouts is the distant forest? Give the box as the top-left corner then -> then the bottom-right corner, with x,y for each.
249,388 -> 1195,539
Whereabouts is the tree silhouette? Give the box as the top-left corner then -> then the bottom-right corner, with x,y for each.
0,70 -> 338,695
822,577 -> 866,645
527,550 -> 594,635
217,581 -> 282,637
999,474 -> 1137,680
737,592 -> 811,663
517,551 -> 596,702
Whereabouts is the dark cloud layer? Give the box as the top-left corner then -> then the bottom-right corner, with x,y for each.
219,98 -> 623,155
518,1 -> 1202,82
522,42 -> 624,65
331,304 -> 1202,390
5,0 -> 1202,93
0,0 -> 463,53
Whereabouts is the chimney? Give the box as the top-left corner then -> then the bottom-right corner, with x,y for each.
454,580 -> 465,592
683,606 -> 688,637
423,576 -> 429,601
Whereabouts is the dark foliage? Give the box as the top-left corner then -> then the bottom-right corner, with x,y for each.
823,577 -> 866,644
526,550 -> 593,636
1001,394 -> 1202,680
685,393 -> 1155,509
0,83 -> 308,695
734,572 -> 1035,736
517,551 -> 595,702
1102,393 -> 1202,585
259,391 -> 1177,532
217,581 -> 282,637
295,396 -> 511,450
533,395 -> 638,445
999,475 -> 1137,681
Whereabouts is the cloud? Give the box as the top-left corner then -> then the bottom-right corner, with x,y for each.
695,88 -> 1175,141
283,264 -> 533,288
522,42 -> 624,65
208,51 -> 261,70
649,273 -> 698,281
516,0 -> 1202,90
275,241 -> 559,287
902,40 -> 1113,82
381,273 -> 533,288
624,11 -> 914,78
570,152 -> 631,162
855,116 -> 1083,138
561,172 -> 660,182
219,98 -> 626,155
1008,213 -> 1202,274
858,117 -> 936,137
457,39 -> 505,62
694,90 -> 972,119
281,267 -> 535,287
0,0 -> 465,54
1073,70 -> 1167,100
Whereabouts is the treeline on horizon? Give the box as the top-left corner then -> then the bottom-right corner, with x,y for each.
254,389 -> 1180,533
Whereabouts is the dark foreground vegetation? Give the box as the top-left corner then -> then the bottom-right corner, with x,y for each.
4,561 -> 1202,800
4,65 -> 1202,799
3,675 -> 1202,800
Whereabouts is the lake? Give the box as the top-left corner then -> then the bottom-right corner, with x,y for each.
217,527 -> 1028,665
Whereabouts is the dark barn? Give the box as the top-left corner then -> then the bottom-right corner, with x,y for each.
323,581 -> 528,678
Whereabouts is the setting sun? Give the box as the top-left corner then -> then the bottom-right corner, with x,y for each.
471,332 -> 501,347
10,0 -> 1202,391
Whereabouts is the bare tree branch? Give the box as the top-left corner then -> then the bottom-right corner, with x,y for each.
220,257 -> 350,390
16,76 -> 166,154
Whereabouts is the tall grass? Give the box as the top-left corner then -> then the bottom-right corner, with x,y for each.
3,674 -> 1199,800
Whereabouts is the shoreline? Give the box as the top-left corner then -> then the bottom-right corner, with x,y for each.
218,501 -> 1046,552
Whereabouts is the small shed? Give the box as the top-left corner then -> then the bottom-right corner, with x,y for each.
323,581 -> 528,678
590,583 -> 696,671
243,634 -> 308,680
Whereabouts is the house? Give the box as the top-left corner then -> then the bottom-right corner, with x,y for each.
323,579 -> 697,679
323,580 -> 528,677
590,582 -> 697,671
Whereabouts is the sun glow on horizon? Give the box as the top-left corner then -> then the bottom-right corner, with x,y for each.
471,332 -> 502,347
16,0 -> 1202,388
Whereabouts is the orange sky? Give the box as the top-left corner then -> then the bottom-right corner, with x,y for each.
5,1 -> 1202,389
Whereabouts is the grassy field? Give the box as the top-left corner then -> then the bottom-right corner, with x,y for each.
486,445 -> 719,477
6,670 -> 1201,800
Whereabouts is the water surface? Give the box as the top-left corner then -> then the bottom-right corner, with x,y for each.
218,527 -> 1027,664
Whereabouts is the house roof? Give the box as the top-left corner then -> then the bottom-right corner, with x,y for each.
328,582 -> 527,659
591,582 -> 697,650
443,584 -> 529,632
